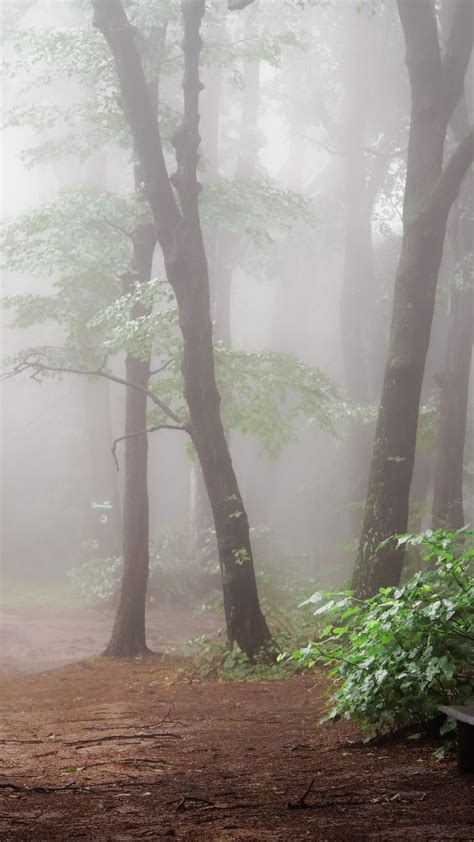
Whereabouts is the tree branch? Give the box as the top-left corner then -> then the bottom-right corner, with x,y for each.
170,0 -> 205,218
430,128 -> 474,219
149,358 -> 174,377
397,0 -> 442,91
1,354 -> 186,428
227,0 -> 254,10
91,0 -> 181,249
111,423 -> 188,470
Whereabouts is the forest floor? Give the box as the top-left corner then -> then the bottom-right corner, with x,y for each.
0,607 -> 473,840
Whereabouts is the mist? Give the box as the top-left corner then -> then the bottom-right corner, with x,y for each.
1,0 -> 473,836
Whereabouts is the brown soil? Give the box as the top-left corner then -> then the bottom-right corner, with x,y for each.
0,609 -> 473,840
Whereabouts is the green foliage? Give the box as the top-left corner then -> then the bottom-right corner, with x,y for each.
215,346 -> 338,456
188,632 -> 289,680
284,530 -> 474,735
202,30 -> 304,88
201,176 -> 316,244
68,526 -> 221,607
1,186 -> 143,282
68,555 -> 123,603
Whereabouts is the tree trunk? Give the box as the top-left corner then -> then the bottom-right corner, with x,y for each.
189,461 -> 214,559
432,187 -> 473,530
352,0 -> 473,597
340,4 -> 395,540
104,224 -> 156,657
92,0 -> 271,657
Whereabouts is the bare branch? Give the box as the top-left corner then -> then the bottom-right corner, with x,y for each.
1,354 -> 185,428
298,132 -> 406,160
111,423 -> 188,471
149,358 -> 174,377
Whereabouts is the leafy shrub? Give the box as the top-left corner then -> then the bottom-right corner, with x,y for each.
189,599 -> 323,680
284,529 -> 474,735
67,555 -> 122,603
68,526 -> 221,606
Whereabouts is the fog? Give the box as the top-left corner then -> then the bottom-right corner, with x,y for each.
1,0 -> 472,645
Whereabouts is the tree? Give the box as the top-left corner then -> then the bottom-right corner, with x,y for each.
352,0 -> 473,597
104,222 -> 156,656
91,0 -> 273,657
432,95 -> 473,531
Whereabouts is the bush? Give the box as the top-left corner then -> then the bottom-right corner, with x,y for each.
67,555 -> 122,603
284,529 -> 474,735
67,526 -> 221,607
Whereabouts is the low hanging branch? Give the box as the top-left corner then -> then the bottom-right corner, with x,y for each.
1,353 -> 189,431
111,422 -> 188,471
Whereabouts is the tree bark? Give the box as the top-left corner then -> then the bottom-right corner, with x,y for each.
92,0 -> 271,657
104,223 -> 156,657
352,0 -> 473,596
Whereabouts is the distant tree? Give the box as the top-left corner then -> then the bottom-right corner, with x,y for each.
352,0 -> 473,596
432,97 -> 473,531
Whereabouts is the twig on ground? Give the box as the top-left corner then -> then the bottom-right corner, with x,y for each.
288,778 -> 315,809
64,731 -> 181,748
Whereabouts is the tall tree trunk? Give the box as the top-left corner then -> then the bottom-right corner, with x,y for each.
432,183 -> 473,530
340,3 -> 395,540
93,0 -> 271,657
352,0 -> 473,597
104,224 -> 156,657
187,63 -> 221,560
189,61 -> 261,561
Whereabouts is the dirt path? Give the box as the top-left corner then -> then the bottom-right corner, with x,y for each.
0,655 -> 472,840
0,605 -> 221,674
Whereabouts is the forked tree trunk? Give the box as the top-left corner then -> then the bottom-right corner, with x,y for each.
93,0 -> 271,657
104,224 -> 156,657
352,0 -> 473,597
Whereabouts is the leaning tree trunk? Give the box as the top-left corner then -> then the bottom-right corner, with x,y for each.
352,0 -> 474,597
104,223 -> 156,657
92,0 -> 271,657
188,60 -> 261,558
187,60 -> 221,559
